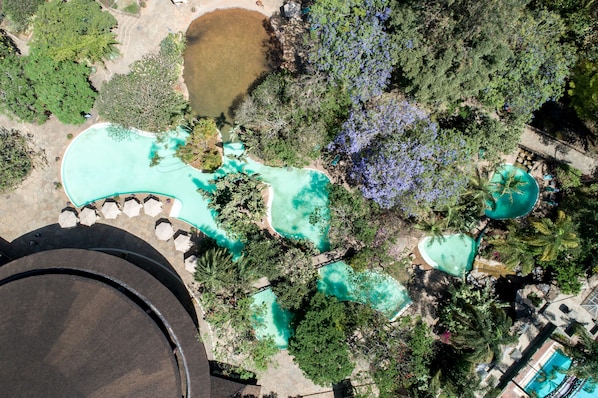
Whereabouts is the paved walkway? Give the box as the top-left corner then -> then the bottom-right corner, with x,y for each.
521,125 -> 598,176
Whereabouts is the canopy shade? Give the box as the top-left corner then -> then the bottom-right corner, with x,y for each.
79,207 -> 97,226
144,197 -> 162,217
101,201 -> 121,219
155,221 -> 174,241
58,209 -> 79,228
123,197 -> 142,217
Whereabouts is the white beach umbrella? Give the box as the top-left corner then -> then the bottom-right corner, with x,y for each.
58,209 -> 79,228
174,233 -> 192,252
155,220 -> 174,241
101,201 -> 121,219
123,197 -> 142,217
144,197 -> 162,217
184,255 -> 198,273
79,207 -> 98,226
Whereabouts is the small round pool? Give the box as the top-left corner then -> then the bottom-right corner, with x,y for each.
417,234 -> 476,278
484,164 -> 539,220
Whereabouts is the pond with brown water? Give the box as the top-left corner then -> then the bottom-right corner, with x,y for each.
183,9 -> 280,133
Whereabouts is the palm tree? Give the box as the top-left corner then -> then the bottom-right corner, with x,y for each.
488,223 -> 536,275
526,210 -> 579,262
490,169 -> 528,204
449,302 -> 518,363
563,324 -> 598,381
464,167 -> 496,214
193,248 -> 236,294
415,216 -> 446,244
441,285 -> 517,364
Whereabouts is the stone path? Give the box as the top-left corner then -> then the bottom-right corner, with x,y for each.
520,125 -> 598,176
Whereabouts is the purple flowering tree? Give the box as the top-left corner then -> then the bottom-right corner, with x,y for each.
308,0 -> 395,103
331,97 -> 469,215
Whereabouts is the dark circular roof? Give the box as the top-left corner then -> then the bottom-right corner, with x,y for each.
0,249 -> 210,398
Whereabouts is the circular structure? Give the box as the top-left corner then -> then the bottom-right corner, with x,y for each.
0,249 -> 210,397
484,164 -> 540,220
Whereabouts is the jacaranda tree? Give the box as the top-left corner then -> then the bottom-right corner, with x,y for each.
330,95 -> 469,216
308,0 -> 396,103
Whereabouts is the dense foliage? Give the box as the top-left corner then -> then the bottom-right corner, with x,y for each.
193,247 -> 278,375
0,32 -> 46,123
235,72 -> 349,167
2,0 -> 44,32
31,0 -> 118,64
563,324 -> 598,381
176,118 -> 222,171
389,0 -> 518,106
0,0 -> 116,124
439,284 -> 516,364
199,173 -> 266,241
352,314 -> 435,396
327,183 -> 379,248
438,107 -> 523,163
308,0 -> 395,103
482,9 -> 576,120
568,60 -> 598,123
24,51 -> 96,125
331,96 -> 469,215
0,127 -> 37,193
288,293 -> 354,385
97,33 -> 189,133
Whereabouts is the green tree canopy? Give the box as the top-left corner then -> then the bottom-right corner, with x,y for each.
97,33 -> 189,133
176,118 -> 222,172
483,9 -> 576,120
439,284 -> 516,364
0,32 -> 47,123
527,210 -> 579,262
199,173 -> 266,241
389,0 -> 520,105
288,292 -> 354,386
2,0 -> 44,32
31,0 -> 118,64
235,72 -> 349,167
568,59 -> 598,122
24,51 -> 96,125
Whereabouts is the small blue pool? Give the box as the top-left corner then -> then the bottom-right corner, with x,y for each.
485,164 -> 539,220
317,261 -> 411,320
418,234 -> 476,278
250,288 -> 293,349
61,124 -> 330,254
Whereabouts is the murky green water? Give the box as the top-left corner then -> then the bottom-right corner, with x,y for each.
183,9 -> 280,131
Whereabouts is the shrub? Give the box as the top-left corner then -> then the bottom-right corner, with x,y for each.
0,127 -> 36,193
176,118 -> 222,171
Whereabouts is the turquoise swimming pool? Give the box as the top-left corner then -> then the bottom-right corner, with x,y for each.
317,261 -> 411,320
485,164 -> 539,220
61,124 -> 330,254
417,234 -> 476,278
525,350 -> 596,398
250,288 -> 293,349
